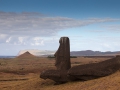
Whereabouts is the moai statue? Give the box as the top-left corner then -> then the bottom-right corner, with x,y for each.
40,37 -> 71,84
54,37 -> 71,70
40,37 -> 120,84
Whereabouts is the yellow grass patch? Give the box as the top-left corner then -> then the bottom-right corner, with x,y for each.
0,57 -> 120,90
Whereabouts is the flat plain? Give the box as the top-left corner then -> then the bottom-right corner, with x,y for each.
0,57 -> 120,90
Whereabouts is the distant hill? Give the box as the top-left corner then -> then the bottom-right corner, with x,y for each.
18,49 -> 120,57
70,50 -> 120,56
17,51 -> 36,58
18,49 -> 55,56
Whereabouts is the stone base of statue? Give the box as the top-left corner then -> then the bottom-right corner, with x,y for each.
40,70 -> 68,84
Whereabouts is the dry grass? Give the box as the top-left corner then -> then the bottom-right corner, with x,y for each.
0,57 -> 120,90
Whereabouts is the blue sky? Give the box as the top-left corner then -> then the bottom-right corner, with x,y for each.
0,0 -> 120,55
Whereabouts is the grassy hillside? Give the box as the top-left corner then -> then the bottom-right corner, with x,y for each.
0,57 -> 120,90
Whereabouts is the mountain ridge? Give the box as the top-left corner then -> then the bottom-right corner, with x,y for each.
70,50 -> 120,56
18,49 -> 120,56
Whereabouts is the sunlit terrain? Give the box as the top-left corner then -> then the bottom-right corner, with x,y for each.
0,56 -> 120,90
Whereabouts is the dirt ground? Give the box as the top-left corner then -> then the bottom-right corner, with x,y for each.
0,57 -> 120,90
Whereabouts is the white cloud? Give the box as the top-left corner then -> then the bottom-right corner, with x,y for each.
18,37 -> 24,43
0,11 -> 119,37
102,25 -> 120,31
5,36 -> 45,46
0,34 -> 7,38
33,37 -> 41,41
0,34 -> 8,42
69,36 -> 120,52
101,43 -> 111,48
31,37 -> 44,46
0,11 -> 120,55
6,37 -> 12,43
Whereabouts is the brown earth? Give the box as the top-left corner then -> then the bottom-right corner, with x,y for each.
0,57 -> 120,90
17,51 -> 37,59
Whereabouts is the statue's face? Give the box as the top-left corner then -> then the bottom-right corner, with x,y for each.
59,39 -> 60,43
59,38 -> 62,43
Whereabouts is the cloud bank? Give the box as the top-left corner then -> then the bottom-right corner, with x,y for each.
0,11 -> 120,55
0,11 -> 119,37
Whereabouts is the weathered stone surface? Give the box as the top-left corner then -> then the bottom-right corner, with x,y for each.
68,55 -> 120,81
40,37 -> 71,84
40,70 -> 68,84
54,37 -> 71,70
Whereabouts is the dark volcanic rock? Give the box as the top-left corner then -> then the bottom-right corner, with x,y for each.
68,55 -> 120,81
54,37 -> 71,70
40,70 -> 68,83
40,37 -> 71,84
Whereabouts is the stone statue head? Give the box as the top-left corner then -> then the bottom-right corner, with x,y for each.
55,37 -> 71,70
